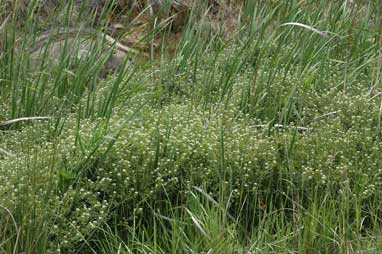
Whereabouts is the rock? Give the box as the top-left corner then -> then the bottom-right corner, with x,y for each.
30,28 -> 136,77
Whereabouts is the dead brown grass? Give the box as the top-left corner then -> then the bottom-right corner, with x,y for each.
1,0 -> 241,57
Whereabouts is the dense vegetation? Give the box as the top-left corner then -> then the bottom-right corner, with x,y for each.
1,1 -> 382,253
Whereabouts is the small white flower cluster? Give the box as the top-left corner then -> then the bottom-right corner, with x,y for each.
1,35 -> 381,252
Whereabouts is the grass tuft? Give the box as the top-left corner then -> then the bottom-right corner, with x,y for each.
1,1 -> 382,253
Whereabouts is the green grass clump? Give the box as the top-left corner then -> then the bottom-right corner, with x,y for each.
2,0 -> 382,253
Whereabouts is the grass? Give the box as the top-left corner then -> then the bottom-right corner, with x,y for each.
1,0 -> 382,253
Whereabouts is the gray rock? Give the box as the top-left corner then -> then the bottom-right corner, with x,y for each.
30,28 -> 135,77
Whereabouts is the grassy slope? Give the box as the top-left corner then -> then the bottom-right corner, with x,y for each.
1,1 -> 382,253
